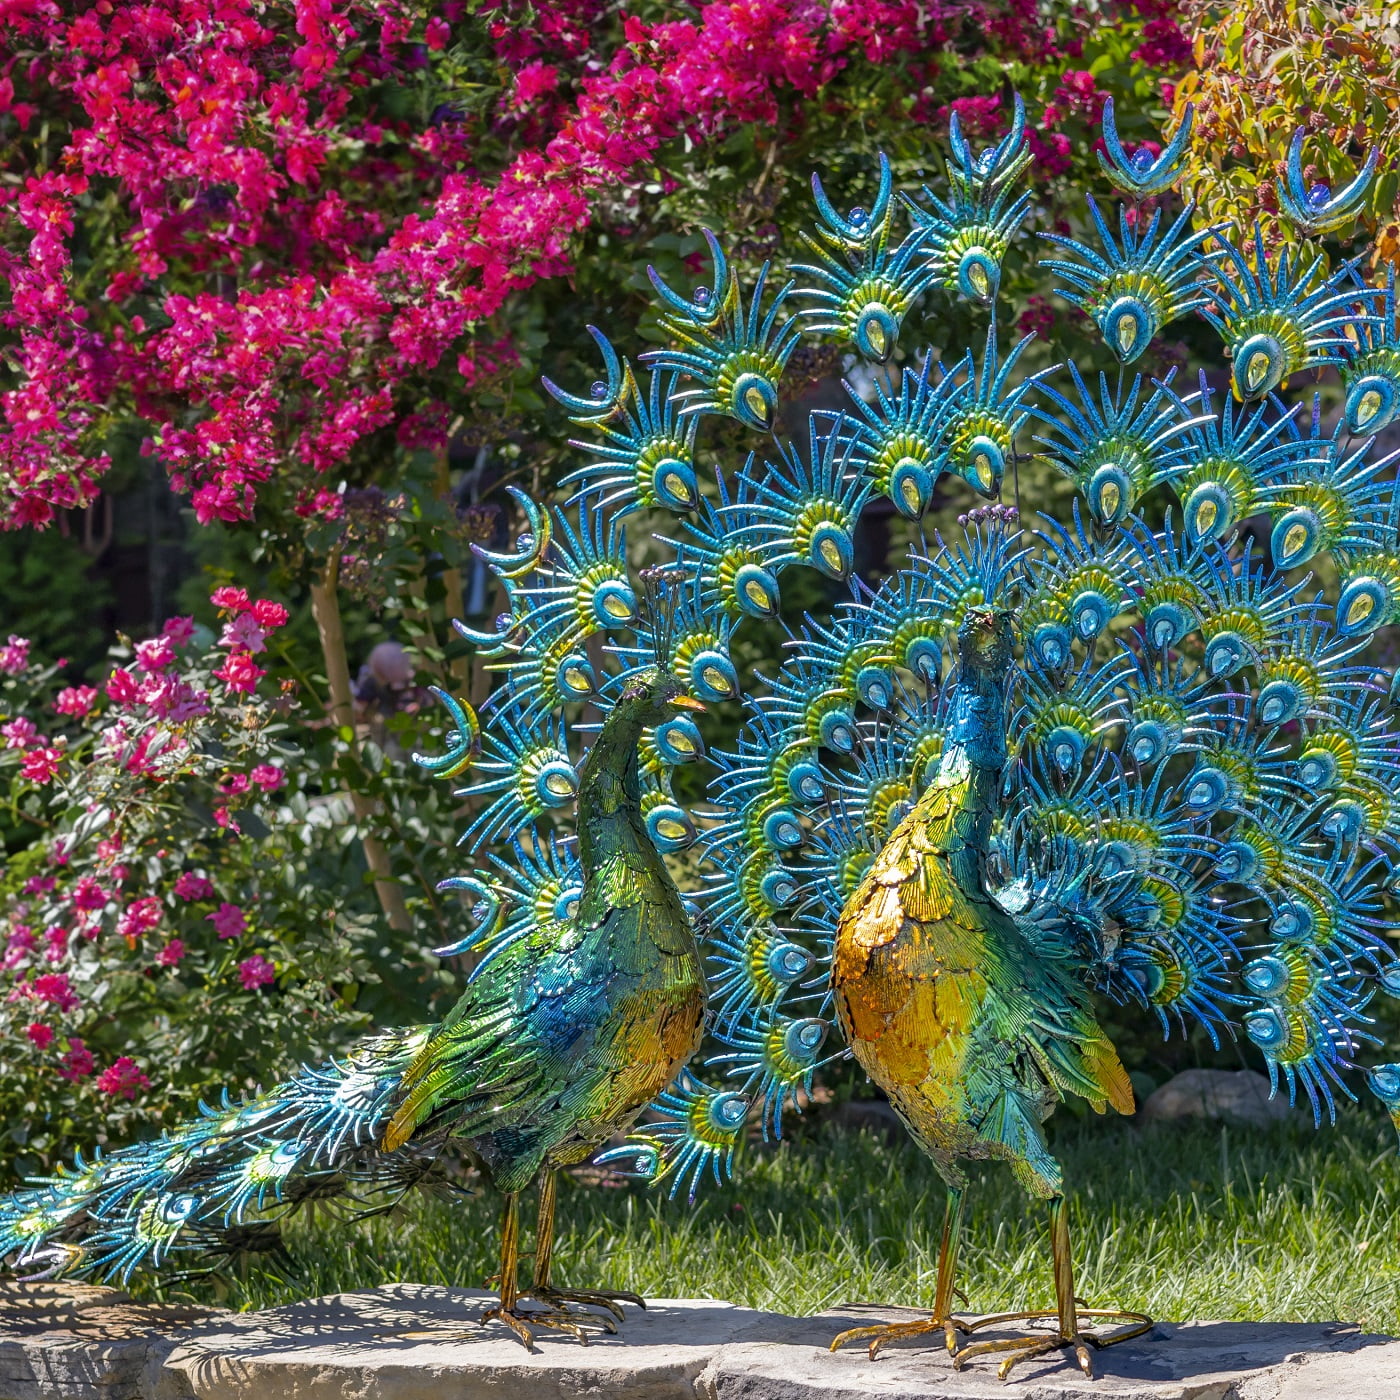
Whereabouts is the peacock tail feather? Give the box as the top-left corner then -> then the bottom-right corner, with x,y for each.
451,95 -> 1400,1195
0,1028 -> 440,1282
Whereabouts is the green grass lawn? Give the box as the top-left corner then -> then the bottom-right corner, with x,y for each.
139,1109 -> 1400,1333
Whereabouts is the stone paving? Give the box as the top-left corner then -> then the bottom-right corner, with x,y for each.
1,1281 -> 1397,1399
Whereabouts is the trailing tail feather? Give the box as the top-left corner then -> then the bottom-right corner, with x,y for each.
0,1026 -> 433,1283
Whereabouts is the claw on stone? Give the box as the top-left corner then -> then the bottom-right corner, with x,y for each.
829,1312 -> 974,1361
952,1307 -> 1153,1380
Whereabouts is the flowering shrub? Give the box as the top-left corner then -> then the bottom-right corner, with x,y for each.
0,1 -> 1192,534
0,590 -> 451,1179
1174,0 -> 1399,268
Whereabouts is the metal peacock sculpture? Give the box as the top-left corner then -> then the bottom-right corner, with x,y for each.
0,650 -> 709,1347
5,91 -> 1400,1377
550,94 -> 1400,1377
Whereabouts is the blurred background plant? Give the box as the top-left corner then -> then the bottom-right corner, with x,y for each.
1174,0 -> 1400,268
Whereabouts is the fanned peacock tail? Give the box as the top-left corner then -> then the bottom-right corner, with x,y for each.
425,91 -> 1400,1198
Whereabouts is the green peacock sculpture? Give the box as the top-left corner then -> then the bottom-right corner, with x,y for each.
0,658 -> 709,1347
5,91 -> 1400,1378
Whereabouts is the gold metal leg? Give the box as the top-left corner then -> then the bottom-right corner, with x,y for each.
953,1196 -> 1153,1380
517,1169 -> 645,1328
829,1186 -> 974,1359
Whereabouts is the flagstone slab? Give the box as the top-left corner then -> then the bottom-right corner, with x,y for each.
2,1281 -> 1399,1400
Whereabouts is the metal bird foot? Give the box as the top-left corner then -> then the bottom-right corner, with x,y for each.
829,1311 -> 974,1360
481,1297 -> 620,1349
952,1307 -> 1154,1381
519,1283 -> 646,1324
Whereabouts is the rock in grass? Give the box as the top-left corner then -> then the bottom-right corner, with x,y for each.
1139,1069 -> 1292,1128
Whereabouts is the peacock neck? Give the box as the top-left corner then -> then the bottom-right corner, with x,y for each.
575,708 -> 656,874
924,657 -> 1009,868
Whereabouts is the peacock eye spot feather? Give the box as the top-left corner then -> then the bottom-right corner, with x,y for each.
1244,1007 -> 1289,1051
1369,1065 -> 1400,1106
1270,508 -> 1322,571
1203,631 -> 1248,678
768,942 -> 816,983
1087,463 -> 1131,525
655,717 -> 705,765
1242,955 -> 1291,998
818,708 -> 857,753
889,457 -> 933,519
1257,680 -> 1303,727
651,457 -> 699,511
957,248 -> 998,303
759,868 -> 798,908
1336,577 -> 1388,637
1233,332 -> 1287,400
646,803 -> 697,852
1184,482 -> 1234,544
732,372 -> 777,430
854,302 -> 899,362
1345,374 -> 1399,437
707,1092 -> 749,1131
731,562 -> 780,619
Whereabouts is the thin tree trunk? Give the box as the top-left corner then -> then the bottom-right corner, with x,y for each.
310,554 -> 413,933
435,451 -> 472,697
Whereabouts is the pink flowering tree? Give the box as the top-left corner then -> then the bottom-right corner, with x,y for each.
0,595 -> 457,1177
1,0 -> 1189,529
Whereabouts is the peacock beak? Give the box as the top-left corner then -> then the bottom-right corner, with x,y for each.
669,695 -> 707,713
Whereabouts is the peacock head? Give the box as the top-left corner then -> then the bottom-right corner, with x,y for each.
612,665 -> 707,727
957,605 -> 1016,677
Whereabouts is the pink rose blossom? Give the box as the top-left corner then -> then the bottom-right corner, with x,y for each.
117,895 -> 162,946
0,636 -> 30,674
53,685 -> 98,717
4,925 -> 36,970
58,1038 -> 96,1081
134,635 -> 176,673
2,717 -> 38,749
156,938 -> 187,967
207,902 -> 246,939
220,613 -> 267,654
210,586 -> 250,612
214,653 -> 265,693
252,600 -> 289,630
31,971 -> 78,1012
250,764 -> 285,792
25,1022 -> 54,1049
106,668 -> 140,704
220,772 -> 251,796
97,1056 -> 150,1099
173,872 -> 215,902
71,876 -> 108,911
20,746 -> 62,783
238,954 -> 276,990
163,615 -> 197,646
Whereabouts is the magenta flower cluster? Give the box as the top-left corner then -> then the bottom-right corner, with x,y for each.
0,1 -> 1188,531
0,587 -> 294,1099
